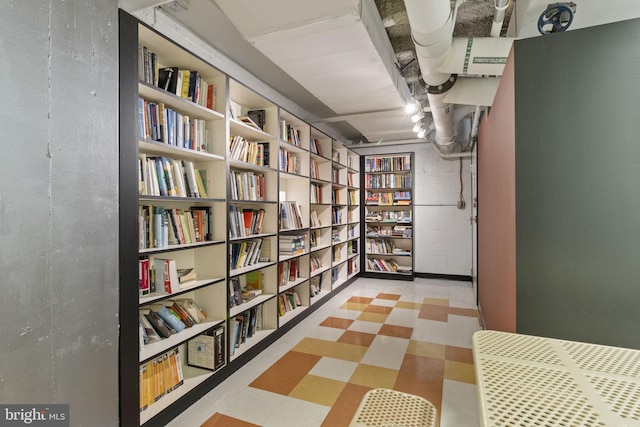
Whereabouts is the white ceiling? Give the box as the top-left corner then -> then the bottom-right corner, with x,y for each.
120,0 -> 640,147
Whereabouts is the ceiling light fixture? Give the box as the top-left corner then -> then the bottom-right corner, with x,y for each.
412,121 -> 422,133
411,111 -> 424,123
405,99 -> 421,115
417,127 -> 427,139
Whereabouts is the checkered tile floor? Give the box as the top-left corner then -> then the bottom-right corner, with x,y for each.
167,277 -> 482,427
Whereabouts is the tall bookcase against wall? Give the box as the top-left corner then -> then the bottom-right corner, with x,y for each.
309,128 -> 334,302
347,151 -> 361,279
119,10 -> 360,426
362,153 -> 414,279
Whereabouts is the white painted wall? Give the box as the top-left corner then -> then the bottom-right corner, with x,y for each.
354,143 -> 473,276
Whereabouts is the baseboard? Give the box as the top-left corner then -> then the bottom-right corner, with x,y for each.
414,272 -> 472,282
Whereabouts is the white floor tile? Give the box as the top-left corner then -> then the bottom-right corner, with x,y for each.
360,335 -> 409,370
384,307 -> 421,328
305,325 -> 348,342
440,379 -> 481,427
371,298 -> 397,307
261,395 -> 329,427
308,357 -> 359,382
410,318 -> 450,345
347,319 -> 382,334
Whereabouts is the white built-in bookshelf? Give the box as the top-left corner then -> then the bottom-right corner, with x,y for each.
119,10 -> 361,427
363,153 -> 414,278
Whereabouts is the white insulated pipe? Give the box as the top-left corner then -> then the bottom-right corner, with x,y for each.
490,0 -> 511,37
404,0 -> 456,150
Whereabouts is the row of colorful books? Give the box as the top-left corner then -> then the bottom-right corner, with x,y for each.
139,347 -> 184,413
230,306 -> 263,356
138,44 -> 215,109
139,205 -> 211,249
230,239 -> 268,270
138,154 -> 208,198
138,98 -> 208,151
278,290 -> 302,316
139,298 -> 207,343
229,206 -> 266,239
279,148 -> 302,175
230,170 -> 266,201
365,173 -> 411,189
229,136 -> 269,166
279,201 -> 304,230
364,155 -> 411,172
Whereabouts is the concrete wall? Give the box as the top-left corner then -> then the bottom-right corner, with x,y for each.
514,19 -> 640,348
353,143 -> 473,276
0,2 -> 119,425
477,48 -> 517,332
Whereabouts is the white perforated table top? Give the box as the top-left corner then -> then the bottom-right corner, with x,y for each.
473,330 -> 640,427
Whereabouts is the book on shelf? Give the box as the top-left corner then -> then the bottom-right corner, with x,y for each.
278,258 -> 301,287
366,257 -> 411,274
176,267 -> 197,288
229,277 -> 242,307
139,312 -> 161,344
228,99 -> 243,119
348,258 -> 359,275
146,303 -> 186,333
157,66 -> 178,94
309,229 -> 318,249
279,201 -> 304,230
310,273 -> 324,297
310,160 -> 321,179
138,44 -> 158,86
331,206 -> 343,225
365,172 -> 411,189
364,155 -> 411,172
244,270 -> 264,300
229,206 -> 266,238
153,258 -> 179,294
187,324 -> 226,372
141,308 -> 175,339
332,149 -> 340,163
279,234 -> 306,255
173,298 -> 207,324
310,255 -> 323,273
229,135 -> 268,166
139,155 -> 208,198
279,147 -> 302,175
139,259 -> 150,295
229,239 -> 265,270
230,170 -> 265,201
230,305 -> 263,356
247,109 -> 266,131
331,266 -> 339,284
311,183 -> 323,204
278,289 -> 301,316
139,347 -> 184,413
310,138 -> 324,156
310,210 -> 321,227
137,99 -> 209,150
281,120 -> 300,146
237,115 -> 261,130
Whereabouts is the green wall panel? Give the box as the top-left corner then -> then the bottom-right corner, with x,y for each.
514,18 -> 640,348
